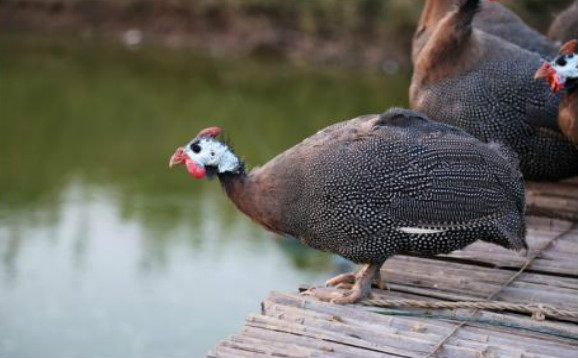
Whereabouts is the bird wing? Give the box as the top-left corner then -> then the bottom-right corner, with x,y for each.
369,111 -> 521,228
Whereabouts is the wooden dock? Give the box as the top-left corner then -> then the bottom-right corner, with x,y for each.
208,179 -> 578,358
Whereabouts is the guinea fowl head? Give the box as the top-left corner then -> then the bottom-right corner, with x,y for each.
535,39 -> 578,93
169,126 -> 242,179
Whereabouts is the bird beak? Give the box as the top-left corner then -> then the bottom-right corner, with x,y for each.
169,147 -> 186,168
169,146 -> 207,179
534,63 -> 550,79
535,62 -> 563,93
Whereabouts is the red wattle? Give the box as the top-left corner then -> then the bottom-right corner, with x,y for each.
185,159 -> 206,179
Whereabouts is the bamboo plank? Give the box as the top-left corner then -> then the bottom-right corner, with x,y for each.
208,180 -> 578,358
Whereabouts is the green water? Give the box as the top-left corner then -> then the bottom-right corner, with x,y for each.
0,36 -> 409,357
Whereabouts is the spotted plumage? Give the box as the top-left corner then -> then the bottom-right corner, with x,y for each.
411,0 -> 578,181
170,108 -> 527,303
279,110 -> 526,265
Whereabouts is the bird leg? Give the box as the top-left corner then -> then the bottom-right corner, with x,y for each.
304,263 -> 383,304
325,267 -> 384,290
325,272 -> 356,288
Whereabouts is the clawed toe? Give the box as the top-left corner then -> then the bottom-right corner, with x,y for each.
301,287 -> 362,303
325,272 -> 356,287
329,288 -> 364,304
300,286 -> 370,304
304,263 -> 384,304
300,287 -> 348,302
335,283 -> 354,290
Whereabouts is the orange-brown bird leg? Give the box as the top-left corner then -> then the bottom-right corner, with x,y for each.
325,273 -> 356,287
325,267 -> 385,290
305,263 -> 383,304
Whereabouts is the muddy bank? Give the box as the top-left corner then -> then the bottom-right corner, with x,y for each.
0,0 -> 570,69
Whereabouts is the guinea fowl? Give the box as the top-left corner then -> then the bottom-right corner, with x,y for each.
535,40 -> 578,144
411,0 -> 578,181
169,108 -> 527,304
412,0 -> 556,62
548,1 -> 578,45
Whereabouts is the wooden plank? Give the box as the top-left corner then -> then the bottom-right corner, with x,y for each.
209,291 -> 578,357
526,181 -> 578,221
209,291 -> 578,358
208,180 -> 578,358
435,220 -> 578,276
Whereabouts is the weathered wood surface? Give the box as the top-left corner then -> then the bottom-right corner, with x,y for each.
208,180 -> 578,358
526,180 -> 578,221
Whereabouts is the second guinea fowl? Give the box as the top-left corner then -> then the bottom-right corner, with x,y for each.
411,0 -> 578,181
536,40 -> 578,144
169,108 -> 527,304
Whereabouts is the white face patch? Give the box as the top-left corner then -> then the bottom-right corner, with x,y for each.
552,54 -> 578,83
184,138 -> 240,174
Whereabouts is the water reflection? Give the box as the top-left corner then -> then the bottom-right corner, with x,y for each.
0,35 -> 409,357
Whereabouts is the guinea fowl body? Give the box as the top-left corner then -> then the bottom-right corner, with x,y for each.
172,108 -> 527,303
220,109 -> 527,266
411,0 -> 578,181
548,0 -> 578,45
412,0 -> 556,62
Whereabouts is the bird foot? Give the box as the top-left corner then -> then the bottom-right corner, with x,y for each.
325,273 -> 356,287
302,263 -> 384,304
325,269 -> 386,290
300,286 -> 371,304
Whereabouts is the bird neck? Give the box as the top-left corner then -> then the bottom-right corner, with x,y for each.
559,89 -> 578,144
218,165 -> 247,193
413,0 -> 482,86
218,168 -> 283,234
566,78 -> 578,94
413,0 -> 455,61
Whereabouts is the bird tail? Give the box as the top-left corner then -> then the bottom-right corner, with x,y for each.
496,210 -> 528,251
414,0 -> 480,75
454,0 -> 480,34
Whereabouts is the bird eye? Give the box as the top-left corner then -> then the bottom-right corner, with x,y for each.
556,57 -> 567,66
191,143 -> 201,153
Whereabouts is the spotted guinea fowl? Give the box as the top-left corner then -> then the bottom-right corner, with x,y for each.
548,1 -> 578,45
412,0 -> 556,62
169,108 -> 527,304
536,40 -> 578,144
411,0 -> 578,181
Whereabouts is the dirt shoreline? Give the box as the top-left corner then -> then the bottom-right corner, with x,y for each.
1,0 -> 569,69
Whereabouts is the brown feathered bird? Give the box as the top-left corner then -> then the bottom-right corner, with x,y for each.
548,1 -> 578,45
536,40 -> 578,144
169,108 -> 527,304
412,0 -> 556,62
411,0 -> 578,181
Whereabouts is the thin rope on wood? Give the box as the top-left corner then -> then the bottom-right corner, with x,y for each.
360,221 -> 577,358
422,222 -> 578,358
360,298 -> 578,321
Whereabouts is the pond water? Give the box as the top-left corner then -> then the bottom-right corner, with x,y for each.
0,36 -> 409,357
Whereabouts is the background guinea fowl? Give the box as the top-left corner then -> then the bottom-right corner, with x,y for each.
536,40 -> 578,144
548,0 -> 578,45
412,0 -> 556,63
169,108 -> 527,304
410,0 -> 578,181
